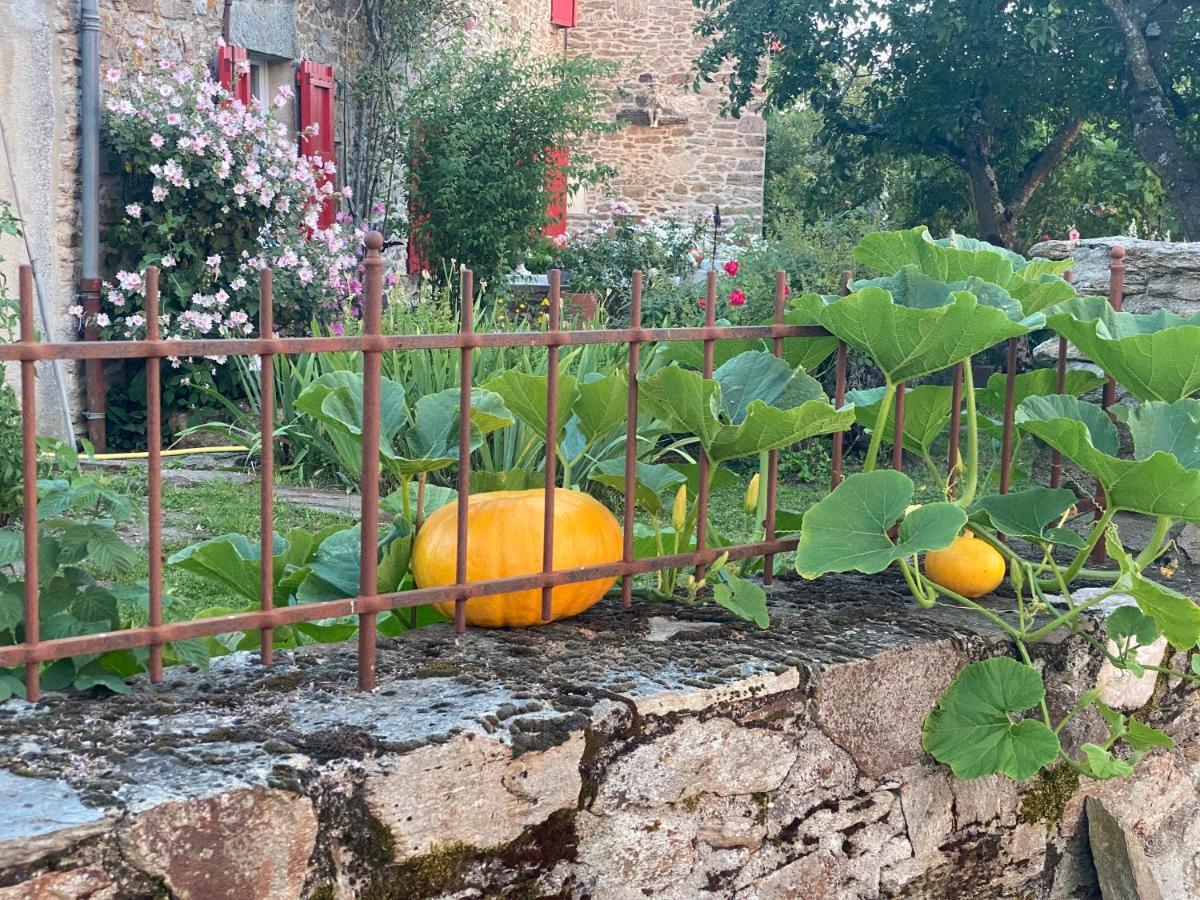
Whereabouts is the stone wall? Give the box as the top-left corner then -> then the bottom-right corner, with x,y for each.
567,0 -> 765,226
1030,237 -> 1200,316
1,576 -> 1196,898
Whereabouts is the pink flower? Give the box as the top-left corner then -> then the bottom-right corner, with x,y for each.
149,133 -> 165,149
698,298 -> 706,308
125,203 -> 142,219
104,67 -> 122,83
729,289 -> 747,306
724,260 -> 740,277
330,321 -> 345,336
95,313 -> 110,327
1069,228 -> 1081,241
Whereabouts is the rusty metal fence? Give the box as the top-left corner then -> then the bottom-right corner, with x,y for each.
0,233 -> 1126,699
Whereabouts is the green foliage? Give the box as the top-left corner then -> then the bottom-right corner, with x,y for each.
404,34 -> 618,279
0,441 -> 201,698
795,470 -> 964,578
1045,299 -> 1200,403
922,658 -> 1061,781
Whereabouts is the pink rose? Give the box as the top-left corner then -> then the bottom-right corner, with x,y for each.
1069,228 -> 1081,241
729,289 -> 747,306
724,260 -> 740,277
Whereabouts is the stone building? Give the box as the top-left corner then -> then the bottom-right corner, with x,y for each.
0,0 -> 766,439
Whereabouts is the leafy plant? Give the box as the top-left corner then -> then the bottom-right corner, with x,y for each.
0,441 -> 207,698
792,227 -> 1200,786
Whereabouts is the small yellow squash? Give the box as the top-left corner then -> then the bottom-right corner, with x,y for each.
923,532 -> 1005,599
411,489 -> 623,628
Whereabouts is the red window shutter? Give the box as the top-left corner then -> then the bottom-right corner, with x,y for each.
550,0 -> 577,28
542,147 -> 569,238
297,61 -> 337,230
215,44 -> 252,105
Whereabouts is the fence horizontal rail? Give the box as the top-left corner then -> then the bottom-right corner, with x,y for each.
0,324 -> 831,362
0,538 -> 798,667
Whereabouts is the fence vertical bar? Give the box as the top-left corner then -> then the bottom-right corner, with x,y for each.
144,266 -> 164,682
695,270 -> 717,580
18,266 -> 39,701
621,272 -> 643,608
830,270 -> 851,489
258,269 -> 275,665
998,337 -> 1019,494
1091,247 -> 1125,563
891,382 -> 906,471
947,363 -> 963,498
763,271 -> 787,586
455,268 -> 475,634
541,271 -> 562,622
356,232 -> 384,691
1049,272 -> 1070,489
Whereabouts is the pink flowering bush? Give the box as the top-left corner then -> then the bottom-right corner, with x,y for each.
98,52 -> 359,349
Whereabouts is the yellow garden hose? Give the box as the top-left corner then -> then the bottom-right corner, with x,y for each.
41,445 -> 251,462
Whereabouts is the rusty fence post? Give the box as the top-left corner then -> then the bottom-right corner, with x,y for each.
1091,246 -> 1125,564
763,271 -> 787,585
620,272 -> 643,609
144,266 -> 164,682
356,232 -> 384,691
259,269 -> 276,665
454,268 -> 474,634
694,270 -> 717,581
541,271 -> 562,622
829,269 -> 852,489
19,266 -> 40,701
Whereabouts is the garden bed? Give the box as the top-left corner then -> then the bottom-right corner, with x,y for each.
1,573 -> 1196,898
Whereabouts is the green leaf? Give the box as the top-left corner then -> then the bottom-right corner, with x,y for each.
0,671 -> 26,701
1125,718 -> 1174,753
378,518 -> 413,594
295,371 -> 409,476
798,285 -> 1033,385
713,351 -> 825,423
295,620 -> 359,643
639,363 -> 853,464
168,533 -> 282,604
1046,298 -> 1200,402
1121,399 -> 1200,470
400,388 -> 515,477
169,638 -> 211,670
846,384 -> 953,456
1106,606 -> 1159,648
1017,396 -> 1200,522
1080,743 -> 1134,780
86,528 -> 140,576
0,581 -> 21,635
795,470 -> 965,578
1106,529 -> 1200,649
972,487 -> 1078,545
713,572 -> 769,628
573,374 -> 628,443
974,368 -> 1106,415
855,226 -> 1024,281
484,370 -> 579,442
0,530 -> 21,567
589,458 -> 687,516
72,585 -> 119,629
922,657 -> 1062,780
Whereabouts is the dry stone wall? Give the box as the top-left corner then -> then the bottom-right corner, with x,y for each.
1,575 -> 1197,898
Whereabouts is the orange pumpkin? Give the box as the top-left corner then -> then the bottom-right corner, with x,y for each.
411,489 -> 623,628
923,532 -> 1006,599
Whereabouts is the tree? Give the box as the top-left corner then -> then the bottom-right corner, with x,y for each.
1099,0 -> 1200,238
402,35 -> 617,280
693,0 -> 1116,247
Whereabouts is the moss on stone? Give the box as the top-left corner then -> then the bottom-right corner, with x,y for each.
1018,765 -> 1080,832
366,843 -> 476,900
411,660 -> 459,679
752,791 -> 770,825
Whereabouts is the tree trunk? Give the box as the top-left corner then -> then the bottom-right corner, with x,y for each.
964,132 -> 1013,248
1103,0 -> 1200,239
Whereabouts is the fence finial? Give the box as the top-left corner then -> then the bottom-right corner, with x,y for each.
365,229 -> 384,254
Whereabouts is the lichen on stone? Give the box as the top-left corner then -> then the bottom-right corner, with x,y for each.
1018,764 -> 1081,832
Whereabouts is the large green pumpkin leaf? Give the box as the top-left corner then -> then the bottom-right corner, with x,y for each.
573,373 -> 628,443
975,368 -> 1107,415
846,384 -> 953,457
714,351 -> 826,423
295,371 -> 409,474
972,487 -> 1081,546
484,370 -> 580,442
795,470 -> 965,577
922,657 -> 1061,780
1120,399 -> 1200,469
168,533 -> 286,604
1017,396 -> 1200,522
589,458 -> 686,516
639,362 -> 853,464
798,286 -> 1034,385
1045,298 -> 1200,402
398,387 -> 514,477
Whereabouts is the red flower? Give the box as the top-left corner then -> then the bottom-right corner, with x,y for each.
698,297 -> 706,308
729,289 -> 747,306
724,260 -> 740,277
